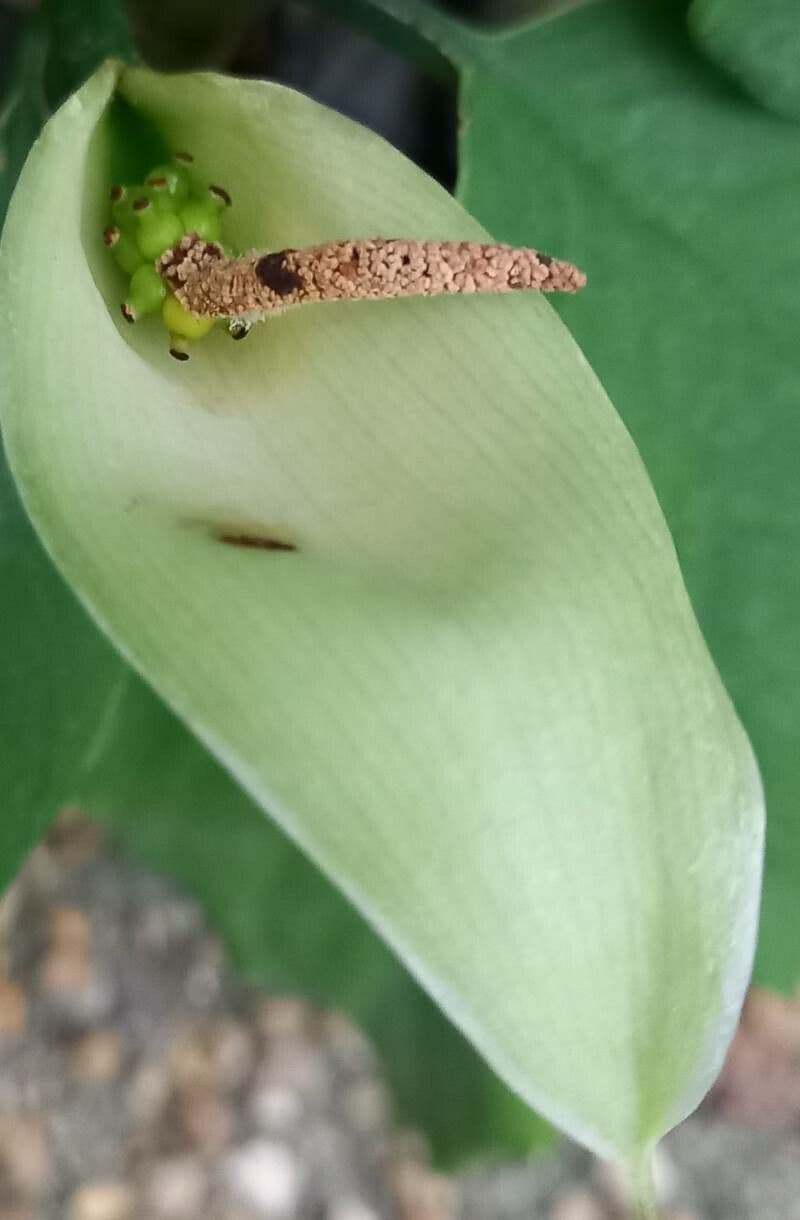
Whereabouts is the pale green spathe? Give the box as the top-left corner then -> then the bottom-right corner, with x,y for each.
0,62 -> 764,1162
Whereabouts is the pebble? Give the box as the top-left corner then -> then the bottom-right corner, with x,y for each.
50,907 -> 93,949
15,841 -> 60,897
388,1159 -> 457,1220
225,1138 -> 302,1217
0,1115 -> 50,1195
743,987 -> 800,1053
206,1204 -> 263,1220
39,906 -> 117,1026
260,1039 -> 333,1108
68,1181 -> 135,1220
0,1205 -> 34,1220
208,1018 -> 255,1092
319,1011 -> 377,1076
0,974 -> 27,1037
301,1120 -> 351,1179
250,1082 -> 304,1135
45,808 -> 103,868
327,1199 -> 383,1220
715,1005 -> 800,1124
168,1018 -> 254,1096
168,1025 -> 218,1092
40,944 -> 93,994
549,1189 -> 604,1220
127,1061 -> 171,1125
144,1155 -> 208,1218
339,1079 -> 389,1134
70,1029 -> 123,1081
183,938 -> 225,1009
255,997 -> 310,1042
178,1085 -> 236,1156
591,1159 -> 629,1211
40,956 -> 117,1026
134,900 -> 204,953
380,1130 -> 431,1169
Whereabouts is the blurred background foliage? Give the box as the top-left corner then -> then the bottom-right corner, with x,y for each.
1,0 -> 798,1166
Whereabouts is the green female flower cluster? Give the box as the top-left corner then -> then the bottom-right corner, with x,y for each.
103,152 -> 232,360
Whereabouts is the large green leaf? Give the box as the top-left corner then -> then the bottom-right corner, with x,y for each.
366,0 -> 799,993
0,61 -> 763,1172
0,0 -> 134,870
689,0 -> 800,121
0,26 -> 49,223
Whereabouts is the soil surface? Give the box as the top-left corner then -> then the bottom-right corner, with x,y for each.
0,813 -> 798,1220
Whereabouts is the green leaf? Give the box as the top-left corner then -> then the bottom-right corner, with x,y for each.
0,0 -> 139,881
689,0 -> 800,121
0,27 -> 49,224
472,1 -> 798,996
0,61 -> 763,1165
0,0 -> 134,227
41,0 -> 133,101
370,0 -> 800,994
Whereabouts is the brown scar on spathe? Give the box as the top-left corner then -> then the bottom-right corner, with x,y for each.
178,514 -> 297,552
216,529 -> 297,552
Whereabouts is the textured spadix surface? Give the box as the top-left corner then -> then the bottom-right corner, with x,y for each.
0,62 -> 764,1161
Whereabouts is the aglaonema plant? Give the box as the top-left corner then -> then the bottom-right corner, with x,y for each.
0,58 -> 765,1213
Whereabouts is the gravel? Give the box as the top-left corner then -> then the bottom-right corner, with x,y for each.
1,811 -> 799,1220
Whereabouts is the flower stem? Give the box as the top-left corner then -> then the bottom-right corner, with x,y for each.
633,1153 -> 660,1219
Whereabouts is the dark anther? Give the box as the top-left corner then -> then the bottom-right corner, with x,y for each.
109,185 -> 125,203
256,251 -> 302,296
103,225 -> 120,247
169,348 -> 190,362
121,304 -> 136,324
229,320 -> 251,341
132,196 -> 150,212
174,151 -> 194,164
210,185 -> 232,207
147,176 -> 168,189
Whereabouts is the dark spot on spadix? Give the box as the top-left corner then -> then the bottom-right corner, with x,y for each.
256,251 -> 301,296
538,252 -> 553,267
